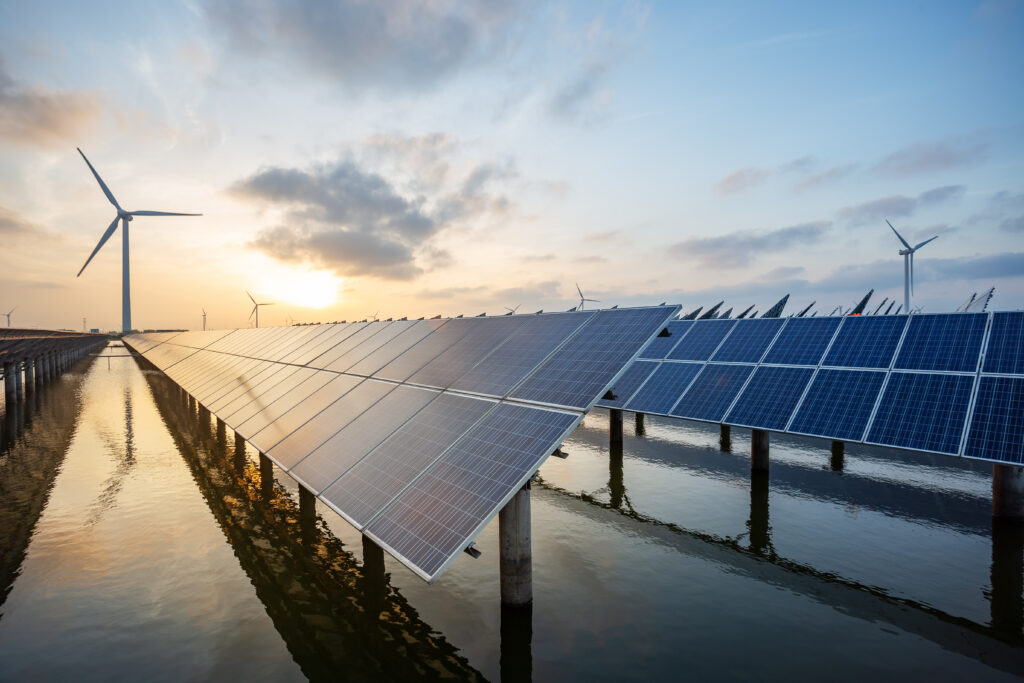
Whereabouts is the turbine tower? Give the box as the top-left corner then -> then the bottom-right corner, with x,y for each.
247,291 -> 274,328
576,283 -> 599,311
3,307 -> 14,327
887,220 -> 937,314
76,148 -> 201,333
202,307 -> 207,331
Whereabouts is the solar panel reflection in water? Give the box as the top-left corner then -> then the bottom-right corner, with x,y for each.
725,366 -> 813,430
761,317 -> 840,366
322,393 -> 495,528
365,403 -> 578,581
638,320 -> 692,359
893,313 -> 986,373
667,319 -> 736,361
866,372 -> 975,454
670,364 -> 753,422
596,360 -> 659,409
512,307 -> 678,409
787,369 -> 886,441
624,362 -> 703,415
982,312 -> 1024,375
823,316 -> 908,368
963,376 -> 1024,464
711,318 -> 784,363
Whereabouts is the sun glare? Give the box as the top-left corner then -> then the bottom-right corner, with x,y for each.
260,267 -> 341,309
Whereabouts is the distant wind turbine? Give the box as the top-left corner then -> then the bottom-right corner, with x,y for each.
576,283 -> 599,311
369,311 -> 379,321
76,148 -> 202,333
202,307 -> 207,331
505,304 -> 521,315
887,220 -> 937,314
247,291 -> 274,328
3,306 -> 14,327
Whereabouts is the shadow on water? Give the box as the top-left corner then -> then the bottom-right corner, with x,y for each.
0,355 -> 94,615
139,362 -> 486,682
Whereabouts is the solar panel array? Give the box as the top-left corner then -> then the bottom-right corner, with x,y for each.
125,305 -> 678,582
604,311 -> 1024,466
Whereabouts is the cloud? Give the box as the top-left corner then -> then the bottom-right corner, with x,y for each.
763,266 -> 805,280
715,166 -> 770,195
0,54 -> 100,148
573,255 -> 607,264
794,164 -> 858,191
839,185 -> 964,225
917,184 -> 965,205
779,156 -> 816,174
583,229 -> 622,243
548,62 -> 611,122
967,190 -> 1024,232
669,221 -> 831,268
0,205 -> 42,237
874,140 -> 986,176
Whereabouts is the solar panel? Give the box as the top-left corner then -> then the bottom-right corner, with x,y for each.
512,307 -> 677,409
982,312 -> 1024,375
307,322 -> 379,368
865,372 -> 975,454
365,403 -> 579,581
219,365 -> 306,422
638,320 -> 693,360
787,369 -> 887,441
406,316 -> 523,389
893,313 -> 986,373
375,319 -> 476,382
624,362 -> 703,415
346,320 -> 447,377
725,366 -> 814,430
596,360 -> 659,409
710,318 -> 784,363
761,317 -> 840,366
963,376 -> 1024,464
325,320 -> 419,373
249,374 -> 364,454
233,370 -> 337,440
823,315 -> 908,368
670,364 -> 753,422
666,319 -> 736,361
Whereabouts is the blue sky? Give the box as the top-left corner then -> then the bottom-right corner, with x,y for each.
0,0 -> 1021,330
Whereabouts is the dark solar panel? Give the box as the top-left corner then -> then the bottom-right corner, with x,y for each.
666,319 -> 736,361
823,315 -> 908,368
624,362 -> 703,415
866,372 -> 974,454
725,366 -> 814,430
711,318 -> 785,363
982,312 -> 1024,375
638,320 -> 693,360
761,317 -> 840,366
963,376 -> 1024,464
596,360 -> 659,409
788,369 -> 887,441
893,313 -> 986,373
669,364 -> 753,422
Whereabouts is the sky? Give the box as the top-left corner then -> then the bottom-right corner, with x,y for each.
0,0 -> 1022,332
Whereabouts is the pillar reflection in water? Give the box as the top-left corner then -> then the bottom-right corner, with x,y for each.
748,472 -> 771,556
500,603 -> 532,683
991,519 -> 1024,642
609,439 -> 626,511
634,412 -> 646,437
719,424 -> 731,452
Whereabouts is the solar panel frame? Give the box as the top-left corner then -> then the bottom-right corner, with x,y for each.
666,319 -> 737,362
981,311 -> 1024,375
786,368 -> 888,442
724,365 -> 815,432
863,371 -> 976,455
893,313 -> 988,373
623,361 -> 704,415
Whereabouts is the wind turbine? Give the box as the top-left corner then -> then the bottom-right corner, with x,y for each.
887,220 -> 937,314
202,307 -> 207,331
76,148 -> 201,333
3,306 -> 14,327
247,291 -> 274,328
505,304 -> 520,315
369,311 -> 379,322
576,283 -> 599,311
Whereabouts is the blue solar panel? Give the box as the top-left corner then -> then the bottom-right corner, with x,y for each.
624,362 -> 702,415
597,360 -> 659,408
725,366 -> 814,430
893,313 -> 986,373
711,318 -> 785,363
667,319 -> 737,361
866,372 -> 974,454
788,369 -> 887,441
670,364 -> 753,422
761,317 -> 841,366
982,312 -> 1024,375
823,315 -> 909,368
638,320 -> 693,360
963,376 -> 1024,464
511,307 -> 677,409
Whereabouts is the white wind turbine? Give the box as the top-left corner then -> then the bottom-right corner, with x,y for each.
76,148 -> 201,333
247,291 -> 274,328
202,307 -> 207,331
887,220 -> 937,313
576,283 -> 599,311
505,304 -> 520,315
3,306 -> 14,327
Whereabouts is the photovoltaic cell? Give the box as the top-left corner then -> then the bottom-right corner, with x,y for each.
823,315 -> 908,368
710,318 -> 784,363
406,316 -> 523,389
325,320 -> 419,373
982,312 -> 1024,375
375,319 -> 476,382
761,317 -> 840,366
638,320 -> 692,360
596,360 -> 659,409
667,319 -> 736,361
963,376 -> 1024,464
250,374 -> 364,454
788,369 -> 886,441
346,320 -> 446,377
725,366 -> 813,430
512,307 -> 676,409
233,369 -> 336,440
670,364 -> 753,422
307,323 -> 378,368
624,362 -> 702,415
366,403 -> 578,581
866,372 -> 974,454
893,313 -> 986,373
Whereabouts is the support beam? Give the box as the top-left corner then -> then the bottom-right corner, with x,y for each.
609,408 -> 623,449
259,452 -> 274,501
751,429 -> 770,472
499,485 -> 532,606
720,424 -> 732,452
830,441 -> 845,471
993,464 -> 1024,521
634,412 -> 646,437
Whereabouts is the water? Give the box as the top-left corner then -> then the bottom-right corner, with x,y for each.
0,346 -> 1021,681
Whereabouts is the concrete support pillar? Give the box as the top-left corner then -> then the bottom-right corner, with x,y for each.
259,452 -> 274,501
24,359 -> 34,394
830,440 -> 845,471
216,418 -> 226,447
234,432 -> 246,473
499,485 -> 532,606
994,464 -> 1024,521
609,440 -> 625,510
299,485 -> 317,541
3,363 -> 15,410
751,429 -> 770,472
13,361 -> 23,400
720,423 -> 732,452
634,412 -> 646,437
609,408 -> 623,450
991,517 -> 1024,639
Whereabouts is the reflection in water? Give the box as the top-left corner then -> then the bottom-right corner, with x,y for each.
141,365 -> 485,682
719,424 -> 731,453
500,604 -> 532,683
748,472 -> 771,556
85,388 -> 137,526
991,520 -> 1024,642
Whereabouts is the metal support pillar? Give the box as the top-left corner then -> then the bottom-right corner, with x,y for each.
634,412 -> 646,437
234,432 -> 247,472
259,452 -> 274,500
994,464 -> 1024,521
609,408 -> 623,450
751,429 -> 770,472
499,484 -> 532,606
830,440 -> 845,471
720,423 -> 732,452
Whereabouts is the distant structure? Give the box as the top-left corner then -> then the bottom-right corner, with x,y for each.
850,289 -> 874,315
75,148 -> 202,333
964,287 -> 995,313
247,291 -> 274,328
202,307 -> 207,331
698,301 -> 724,319
3,307 -> 14,327
887,220 -> 937,314
796,301 -> 815,317
575,283 -> 599,311
737,305 -> 755,319
762,294 -> 790,318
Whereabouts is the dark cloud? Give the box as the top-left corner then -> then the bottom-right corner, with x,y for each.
669,221 -> 831,268
0,54 -> 100,148
206,0 -> 527,92
839,185 -> 964,225
548,62 -> 610,121
715,166 -> 770,195
874,140 -> 986,176
794,164 -> 858,191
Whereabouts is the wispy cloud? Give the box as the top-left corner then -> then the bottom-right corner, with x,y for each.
669,221 -> 831,268
0,54 -> 100,148
548,61 -> 611,122
838,185 -> 964,225
715,166 -> 770,195
794,164 -> 859,191
873,140 -> 986,177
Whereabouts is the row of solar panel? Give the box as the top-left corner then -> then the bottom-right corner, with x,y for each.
603,311 -> 1024,464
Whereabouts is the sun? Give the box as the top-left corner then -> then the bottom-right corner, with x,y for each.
260,266 -> 341,309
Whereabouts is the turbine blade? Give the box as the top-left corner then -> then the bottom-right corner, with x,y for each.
130,210 -> 203,216
77,148 -> 121,211
912,235 -> 938,250
77,216 -> 121,277
886,219 -> 911,250
249,305 -> 256,321
247,290 -> 256,305
576,282 -> 583,298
